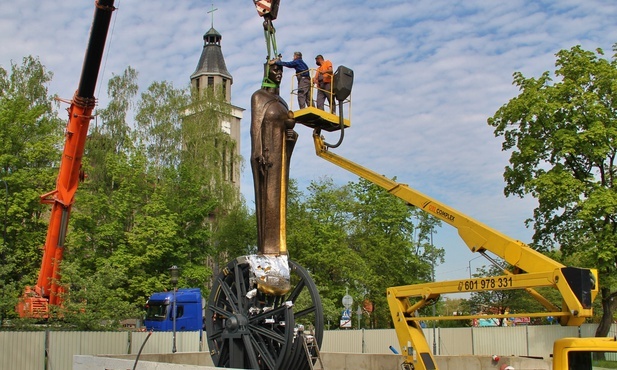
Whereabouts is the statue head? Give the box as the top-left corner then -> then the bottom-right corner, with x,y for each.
269,63 -> 283,84
262,61 -> 283,89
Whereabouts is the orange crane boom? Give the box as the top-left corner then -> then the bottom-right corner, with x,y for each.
16,0 -> 117,318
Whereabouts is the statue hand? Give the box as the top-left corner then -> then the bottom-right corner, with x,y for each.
254,154 -> 270,176
253,154 -> 264,167
285,110 -> 295,129
286,129 -> 298,142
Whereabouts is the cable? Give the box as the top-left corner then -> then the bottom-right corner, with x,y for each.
132,330 -> 153,370
322,100 -> 346,148
96,0 -> 120,100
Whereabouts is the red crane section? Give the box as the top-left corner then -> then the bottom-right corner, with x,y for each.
16,0 -> 117,318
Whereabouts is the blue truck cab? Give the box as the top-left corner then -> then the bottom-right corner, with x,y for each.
144,288 -> 204,331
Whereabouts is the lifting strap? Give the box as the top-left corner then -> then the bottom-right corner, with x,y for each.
253,0 -> 281,88
261,17 -> 279,88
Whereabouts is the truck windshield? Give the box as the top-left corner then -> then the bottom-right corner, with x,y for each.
569,351 -> 617,369
591,351 -> 617,369
145,301 -> 168,321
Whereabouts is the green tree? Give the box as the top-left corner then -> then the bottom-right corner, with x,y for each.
466,264 -> 539,326
0,57 -> 246,327
287,177 -> 443,329
135,80 -> 187,177
85,66 -> 139,190
66,75 -> 243,324
0,56 -> 63,323
435,297 -> 470,328
488,45 -> 617,336
212,199 -> 256,262
57,259 -> 140,330
171,87 -> 240,275
66,67 -> 162,324
287,177 -> 367,329
97,67 -> 138,154
348,178 -> 443,327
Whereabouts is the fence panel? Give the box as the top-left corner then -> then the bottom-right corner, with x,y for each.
176,331 -> 202,352
580,323 -> 598,338
472,326 -> 527,356
0,331 -> 45,370
80,331 -> 129,355
362,329 -> 399,354
131,331 -> 172,354
437,327 -> 472,356
580,323 -> 617,338
130,331 -> 202,354
47,331 -> 128,370
526,325 -> 578,358
321,330 -> 362,353
1,324 -> 615,369
48,331 -> 81,370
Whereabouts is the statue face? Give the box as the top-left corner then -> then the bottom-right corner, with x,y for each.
269,64 -> 283,84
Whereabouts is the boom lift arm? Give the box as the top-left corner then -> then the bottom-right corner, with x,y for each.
310,132 -> 598,370
16,0 -> 116,318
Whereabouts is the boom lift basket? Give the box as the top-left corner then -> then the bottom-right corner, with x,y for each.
292,66 -> 352,132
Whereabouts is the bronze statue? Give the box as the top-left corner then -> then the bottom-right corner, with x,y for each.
251,62 -> 298,257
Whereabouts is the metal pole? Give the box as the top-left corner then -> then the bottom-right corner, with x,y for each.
431,231 -> 436,355
172,287 -> 177,353
169,265 -> 179,354
1,179 -> 7,243
0,179 -> 7,327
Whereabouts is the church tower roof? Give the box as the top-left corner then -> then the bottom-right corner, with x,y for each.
191,27 -> 232,81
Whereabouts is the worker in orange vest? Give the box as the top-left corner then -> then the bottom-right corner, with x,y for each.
313,54 -> 336,113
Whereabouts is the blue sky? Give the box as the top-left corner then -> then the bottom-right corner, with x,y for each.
2,0 -> 617,283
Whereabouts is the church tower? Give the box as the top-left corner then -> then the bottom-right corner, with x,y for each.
190,21 -> 244,187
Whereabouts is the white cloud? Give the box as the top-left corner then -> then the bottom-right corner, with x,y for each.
1,0 -> 615,281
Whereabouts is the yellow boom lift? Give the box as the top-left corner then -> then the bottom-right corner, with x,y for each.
293,65 -> 617,370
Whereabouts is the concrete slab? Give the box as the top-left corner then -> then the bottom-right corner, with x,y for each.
74,355 -> 221,370
74,352 -> 552,370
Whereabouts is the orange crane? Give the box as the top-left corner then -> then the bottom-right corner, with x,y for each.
15,0 -> 117,318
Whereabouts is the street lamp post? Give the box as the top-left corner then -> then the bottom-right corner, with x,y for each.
0,179 -> 7,327
169,265 -> 180,354
1,179 -> 7,244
